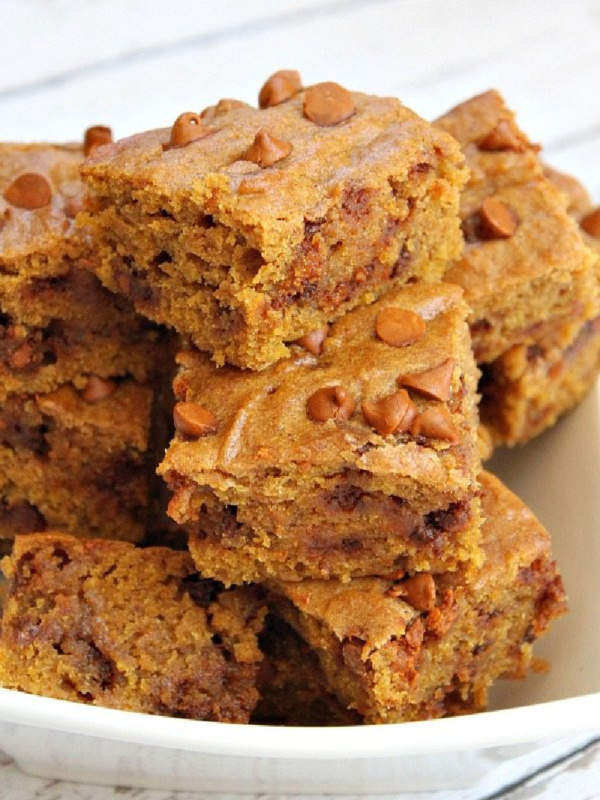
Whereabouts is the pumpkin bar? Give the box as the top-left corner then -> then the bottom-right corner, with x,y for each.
266,472 -> 567,724
161,283 -> 483,582
0,379 -> 154,544
1,141 -> 164,401
0,533 -> 266,722
434,90 -> 599,366
81,75 -> 467,369
480,314 -> 600,446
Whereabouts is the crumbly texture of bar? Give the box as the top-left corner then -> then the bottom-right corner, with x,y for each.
162,283 -> 483,582
0,534 -> 266,722
252,614 -> 360,726
0,381 -> 153,543
435,90 -> 599,364
480,314 -> 600,446
81,88 -> 467,369
267,471 -> 567,724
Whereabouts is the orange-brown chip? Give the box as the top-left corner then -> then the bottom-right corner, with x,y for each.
307,386 -> 355,422
259,70 -> 303,109
295,326 -> 328,355
361,390 -> 416,436
410,405 -> 460,444
84,125 -> 113,156
174,402 -> 218,437
303,82 -> 355,127
375,307 -> 426,347
398,358 -> 455,402
3,173 -> 52,210
239,129 -> 292,168
479,197 -> 519,239
477,120 -> 528,153
81,376 -> 117,403
166,112 -> 210,149
581,207 -> 600,238
387,573 -> 436,612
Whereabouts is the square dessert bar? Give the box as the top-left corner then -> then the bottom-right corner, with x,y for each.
267,471 -> 567,724
1,141 -> 165,402
434,90 -> 599,366
161,282 -> 482,582
0,533 -> 266,722
480,315 -> 600,446
81,78 -> 467,369
0,379 -> 154,544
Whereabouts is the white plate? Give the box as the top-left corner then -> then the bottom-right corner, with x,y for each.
1,385 -> 600,796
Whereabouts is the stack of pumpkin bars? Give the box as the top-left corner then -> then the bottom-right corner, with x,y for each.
1,72 -> 599,725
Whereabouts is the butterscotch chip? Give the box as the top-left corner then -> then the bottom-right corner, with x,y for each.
581,207 -> 600,238
479,196 -> 518,239
84,125 -> 113,157
166,113 -> 210,150
201,98 -> 249,124
410,405 -> 460,444
303,82 -> 356,127
477,120 -> 527,153
258,70 -> 302,109
239,129 -> 292,168
82,376 -> 117,403
375,307 -> 426,347
174,402 -> 218,437
306,386 -> 355,422
295,326 -> 328,355
3,173 -> 52,210
361,390 -> 416,436
387,573 -> 436,612
398,358 -> 455,402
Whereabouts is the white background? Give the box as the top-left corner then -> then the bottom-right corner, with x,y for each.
1,1 -> 599,798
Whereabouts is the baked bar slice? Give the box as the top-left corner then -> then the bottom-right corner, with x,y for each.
1,142 -> 165,401
266,471 -> 567,724
0,533 -> 266,722
81,77 -> 467,369
0,379 -> 153,543
480,314 -> 600,446
434,90 -> 599,365
161,282 -> 483,582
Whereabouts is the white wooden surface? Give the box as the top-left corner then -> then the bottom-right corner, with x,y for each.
2,0 -> 600,797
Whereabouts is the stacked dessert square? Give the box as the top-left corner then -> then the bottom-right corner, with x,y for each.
0,138 -> 166,548
4,71 -> 599,724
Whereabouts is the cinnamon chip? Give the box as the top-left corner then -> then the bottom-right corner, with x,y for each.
375,307 -> 426,347
258,70 -> 303,109
479,197 -> 519,239
410,405 -> 460,444
295,326 -> 328,355
165,113 -> 211,150
387,574 -> 436,612
477,120 -> 527,153
398,358 -> 455,402
82,376 -> 116,403
201,98 -> 248,124
581,207 -> 600,238
84,125 -> 113,156
306,386 -> 355,422
303,82 -> 355,127
361,390 -> 416,436
239,129 -> 292,168
3,173 -> 52,210
173,402 -> 218,437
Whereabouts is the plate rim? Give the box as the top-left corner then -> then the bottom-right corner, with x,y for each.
1,687 -> 599,759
